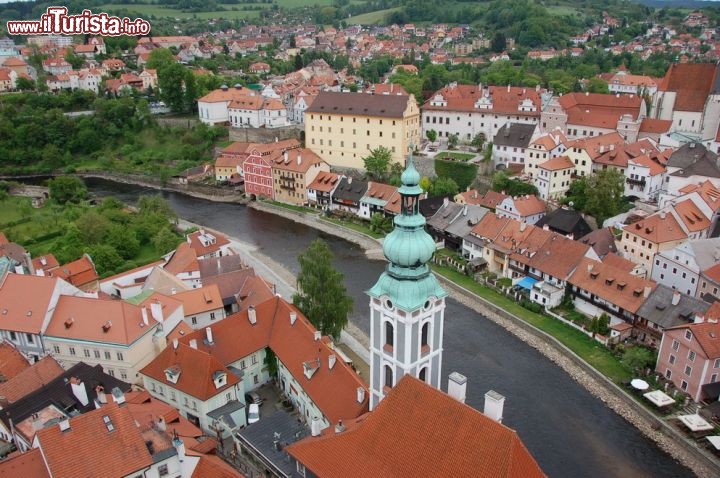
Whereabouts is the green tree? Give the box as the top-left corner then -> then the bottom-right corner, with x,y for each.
49,176 -> 87,204
471,133 -> 486,152
15,77 -> 36,91
292,239 -> 353,340
430,177 -> 459,197
138,195 -> 177,223
75,211 -> 112,245
585,169 -> 625,226
370,212 -> 392,234
564,176 -> 588,211
152,226 -> 181,254
447,133 -> 459,150
362,146 -> 393,180
106,225 -> 141,260
146,48 -> 177,70
491,32 -> 507,53
586,77 -> 609,94
158,62 -> 189,113
621,346 -> 656,372
491,171 -> 538,196
419,176 -> 432,192
88,244 -> 124,275
426,129 -> 437,143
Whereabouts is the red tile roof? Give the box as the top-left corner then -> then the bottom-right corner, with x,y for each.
569,259 -> 655,314
186,229 -> 231,258
538,155 -> 574,171
639,118 -> 672,134
173,284 -> 223,316
669,320 -> 720,359
673,199 -> 711,233
628,154 -> 665,176
271,148 -> 325,174
660,63 -> 718,112
191,455 -> 245,478
0,356 -> 63,404
286,375 -> 545,478
31,254 -> 60,272
0,340 -> 30,382
502,195 -> 546,217
0,274 -> 63,334
140,342 -> 240,401
559,93 -> 642,129
423,84 -> 542,117
46,296 -> 156,346
308,171 -> 341,193
50,255 -> 98,289
623,211 -> 687,244
35,404 -> 153,478
164,242 -> 200,275
0,449 -> 50,478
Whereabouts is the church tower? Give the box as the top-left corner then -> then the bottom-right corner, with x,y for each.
367,153 -> 447,410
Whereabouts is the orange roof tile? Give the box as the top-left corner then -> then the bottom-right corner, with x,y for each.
50,255 -> 98,288
0,356 -> 63,404
187,229 -> 231,258
286,375 -> 545,478
559,92 -> 642,129
0,232 -> 7,245
0,449 -> 50,478
35,404 -> 153,478
538,155 -> 574,171
567,132 -> 626,161
198,87 -> 255,104
0,274 -> 63,334
623,211 -> 687,244
660,63 -> 718,112
272,148 -> 325,174
236,274 -> 276,310
140,342 -> 239,401
471,213 -> 511,241
601,252 -> 636,273
364,181 -> 397,202
46,296 -> 156,346
704,262 -> 720,282
164,242 -> 200,275
308,171 -> 341,193
673,199 -> 711,233
0,340 -> 30,381
31,253 -> 60,272
173,284 -> 223,316
670,320 -> 720,359
2,57 -> 27,67
639,118 -> 672,134
569,259 -> 655,314
506,195 -> 546,217
628,154 -> 665,176
191,455 -> 245,478
423,84 -> 542,117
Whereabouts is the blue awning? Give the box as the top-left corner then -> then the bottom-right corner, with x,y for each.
517,276 -> 538,290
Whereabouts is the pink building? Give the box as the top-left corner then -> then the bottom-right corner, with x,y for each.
242,151 -> 274,199
657,303 -> 720,402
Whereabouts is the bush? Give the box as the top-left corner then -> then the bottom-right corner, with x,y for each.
520,300 -> 543,313
434,158 -> 478,191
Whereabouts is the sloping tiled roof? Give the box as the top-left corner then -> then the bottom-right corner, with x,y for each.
173,284 -> 223,315
308,171 -> 341,193
286,375 -> 545,478
623,212 -> 687,244
36,404 -> 153,478
271,148 -> 325,174
639,118 -> 672,134
0,340 -> 30,381
493,123 -> 536,148
637,284 -> 710,330
660,63 -> 717,112
0,449 -> 50,478
191,455 -> 245,478
569,259 -> 655,314
673,199 -> 711,233
187,229 -> 231,258
0,274 -> 62,334
307,91 -> 411,118
164,242 -> 200,276
422,84 -> 542,117
50,255 -> 98,288
578,228 -> 617,258
538,155 -> 574,171
559,92 -> 642,129
140,342 -> 239,401
0,356 -> 63,404
31,254 -> 60,272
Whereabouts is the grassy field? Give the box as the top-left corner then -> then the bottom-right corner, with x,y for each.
432,264 -> 633,383
437,151 -> 476,162
346,7 -> 400,25
546,5 -> 582,16
99,3 -> 263,20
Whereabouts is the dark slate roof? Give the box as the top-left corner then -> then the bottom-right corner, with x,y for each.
332,177 -> 368,204
419,196 -> 451,218
536,207 -> 592,239
426,201 -> 464,232
578,227 -> 617,258
492,123 -> 536,148
235,410 -> 309,477
306,91 -> 411,118
669,155 -> 720,179
0,362 -> 130,431
636,285 -> 712,330
198,255 -> 248,278
207,399 -> 244,428
667,142 -> 717,169
445,205 -> 489,239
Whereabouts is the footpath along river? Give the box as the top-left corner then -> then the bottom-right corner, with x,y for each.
85,178 -> 695,478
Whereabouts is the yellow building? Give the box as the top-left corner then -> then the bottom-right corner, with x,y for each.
271,148 -> 330,206
305,91 -> 421,169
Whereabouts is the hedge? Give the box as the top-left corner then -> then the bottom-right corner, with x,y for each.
434,158 -> 478,190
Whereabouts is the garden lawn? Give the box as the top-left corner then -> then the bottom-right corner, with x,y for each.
432,264 -> 633,383
437,151 -> 476,161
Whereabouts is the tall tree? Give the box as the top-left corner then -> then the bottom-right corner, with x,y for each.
292,239 -> 353,340
585,169 -> 625,226
491,32 -> 507,53
49,176 -> 87,204
362,146 -> 393,180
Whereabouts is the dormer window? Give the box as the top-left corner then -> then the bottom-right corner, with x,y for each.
164,365 -> 181,384
303,359 -> 320,380
213,371 -> 227,389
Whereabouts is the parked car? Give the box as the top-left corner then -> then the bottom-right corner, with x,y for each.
245,391 -> 263,406
248,403 -> 260,424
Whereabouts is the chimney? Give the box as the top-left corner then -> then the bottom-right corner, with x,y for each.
644,286 -> 652,298
447,372 -> 467,403
463,205 -> 468,216
443,197 -> 449,207
248,306 -> 257,325
141,307 -> 149,326
297,154 -> 302,165
171,288 -> 177,295
284,151 -> 288,161
206,327 -> 213,344
483,390 -> 505,423
347,177 -> 352,184
173,435 -> 186,463
587,263 -> 593,272
95,385 -> 107,404
314,330 -> 321,341
356,387 -> 366,403
311,417 -> 322,437
71,379 -> 89,406
111,387 -> 125,405
59,418 -> 71,432
671,290 -> 681,306
32,413 -> 43,432
150,301 -> 163,322
172,338 -> 179,349
335,420 -> 345,433
290,311 -> 297,325
328,354 -> 336,369
660,211 -> 667,220
519,222 -> 527,232
189,339 -> 198,349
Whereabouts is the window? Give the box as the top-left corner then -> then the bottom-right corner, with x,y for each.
384,365 -> 393,388
170,391 -> 176,401
158,464 -> 169,476
94,350 -> 100,359
69,347 -> 76,356
685,330 -> 692,340
419,367 -> 427,382
384,321 -> 394,348
108,369 -> 115,377
8,331 -> 16,341
241,360 -> 246,369
120,370 -> 127,380
665,369 -> 672,379
116,352 -> 124,361
713,374 -> 718,383
53,345 -> 60,354
688,351 -> 696,362
254,375 -> 259,384
684,365 -> 692,376
104,351 -> 111,360
26,333 -> 34,344
421,322 -> 429,348
681,380 -> 688,391
715,358 -> 720,368
84,349 -> 91,358
669,354 -> 676,365
297,462 -> 306,477
210,312 -> 216,321
672,340 -> 679,351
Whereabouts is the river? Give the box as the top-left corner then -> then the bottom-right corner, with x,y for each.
85,178 -> 694,478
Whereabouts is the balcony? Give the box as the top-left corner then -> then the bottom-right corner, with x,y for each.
280,183 -> 296,191
626,177 -> 646,187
